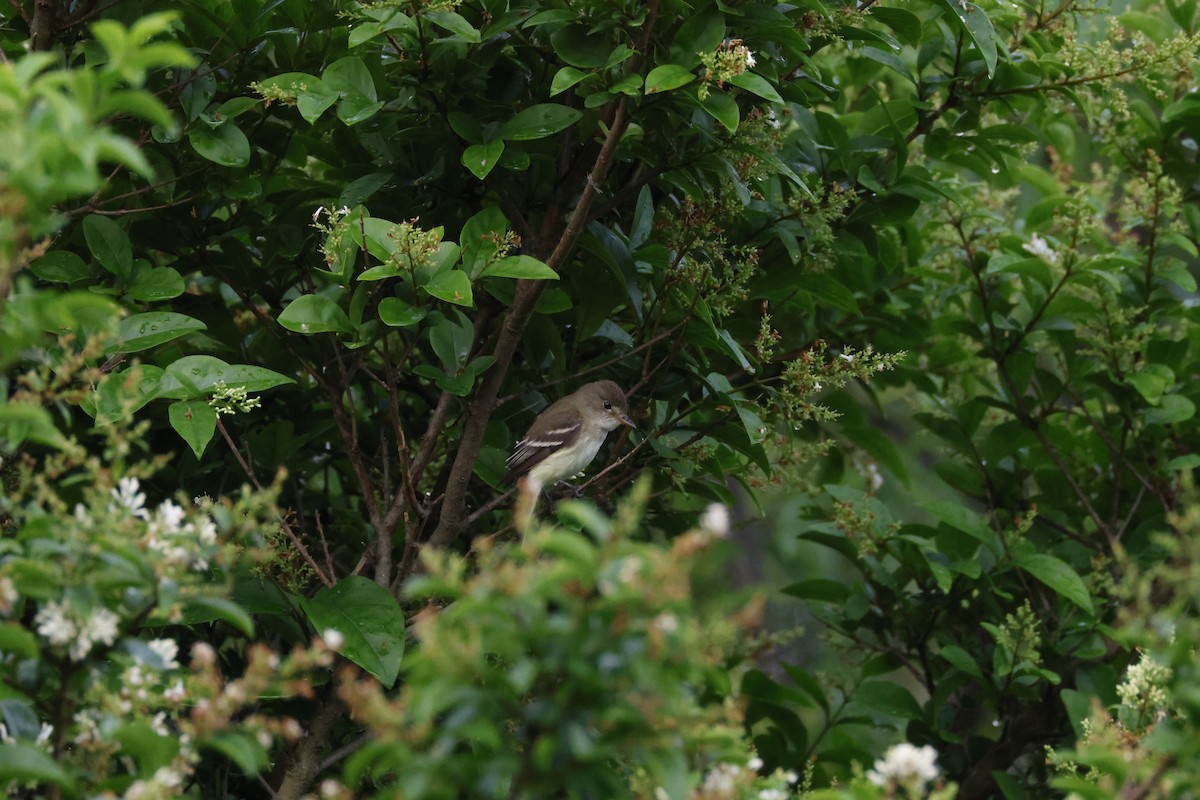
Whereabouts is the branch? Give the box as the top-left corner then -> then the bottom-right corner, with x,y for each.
426,98 -> 631,551
272,695 -> 345,800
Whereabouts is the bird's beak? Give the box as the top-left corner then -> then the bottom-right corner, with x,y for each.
618,410 -> 636,429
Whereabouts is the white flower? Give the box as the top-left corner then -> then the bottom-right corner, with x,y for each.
148,638 -> 181,670
813,381 -> 823,392
112,477 -> 149,519
192,642 -> 216,666
338,206 -> 351,215
700,503 -> 730,537
34,601 -> 76,646
699,763 -> 742,799
784,770 -> 799,784
36,722 -> 53,745
322,629 -> 345,651
1022,233 -> 1060,265
165,679 -> 187,703
866,462 -> 884,492
320,779 -> 345,798
653,613 -> 679,635
83,607 -> 120,648
312,206 -> 325,222
758,791 -> 785,800
839,352 -> 855,363
744,50 -> 756,68
867,743 -> 940,791
155,501 -> 187,534
747,756 -> 764,770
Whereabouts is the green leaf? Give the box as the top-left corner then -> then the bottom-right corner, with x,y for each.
644,64 -> 695,94
129,266 -> 185,302
83,214 -> 133,281
179,596 -> 255,636
204,731 -> 268,775
429,311 -> 473,373
0,623 -> 38,659
29,251 -> 90,283
856,680 -> 924,720
169,401 -> 217,459
0,744 -> 73,789
933,0 -> 999,77
479,255 -> 559,280
499,104 -> 582,141
114,722 -> 179,774
300,576 -> 406,688
781,579 -> 849,603
378,297 -> 426,327
550,66 -> 589,96
117,311 -> 207,353
189,123 -> 251,167
939,644 -> 984,678
550,24 -> 612,68
727,72 -> 783,103
277,294 -> 353,334
700,91 -> 739,132
153,355 -> 294,400
923,501 -> 1000,555
1128,364 -> 1174,404
0,403 -> 67,450
463,141 -> 505,179
1145,394 -> 1195,426
1013,553 -> 1094,613
322,56 -> 377,101
423,270 -> 474,306
424,10 -> 481,42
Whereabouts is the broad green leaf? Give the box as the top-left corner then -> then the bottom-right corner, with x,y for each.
189,123 -> 251,167
117,311 -> 206,352
300,576 -> 406,688
923,501 -> 1000,555
169,401 -> 217,459
479,255 -> 559,280
179,596 -> 255,636
154,355 -> 294,400
856,680 -> 924,720
933,0 -> 999,77
429,311 -> 474,373
29,251 -> 89,283
424,10 -> 481,42
0,744 -> 73,788
781,579 -> 849,603
499,104 -> 582,141
551,66 -> 589,96
645,64 -> 695,94
322,56 -> 377,101
1128,364 -> 1174,404
727,72 -> 783,103
700,91 -> 739,132
1145,394 -> 1195,426
461,207 -> 509,277
378,297 -> 426,327
204,731 -> 269,775
114,722 -> 179,774
1013,553 -> 1094,612
549,24 -> 612,68
0,403 -> 67,450
83,214 -> 133,281
939,644 -> 984,678
277,294 -> 354,334
423,270 -> 474,307
0,623 -> 38,659
129,267 -> 185,302
463,141 -> 504,179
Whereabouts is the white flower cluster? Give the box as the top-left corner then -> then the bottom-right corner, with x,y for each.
697,762 -> 743,799
146,498 -> 218,570
1022,233 -> 1060,265
867,742 -> 940,793
1117,652 -> 1172,714
33,600 -> 120,661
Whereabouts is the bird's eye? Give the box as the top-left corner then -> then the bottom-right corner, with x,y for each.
603,401 -> 612,410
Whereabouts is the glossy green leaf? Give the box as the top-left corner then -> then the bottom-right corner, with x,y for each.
83,214 -> 133,281
727,72 -> 783,103
550,66 -> 589,96
189,123 -> 251,167
0,403 -> 66,450
154,355 -> 294,400
169,400 -> 217,459
277,294 -> 354,334
29,251 -> 89,283
378,297 -> 426,327
463,141 -> 504,179
700,91 -> 739,132
117,311 -> 206,353
645,64 -> 695,94
300,576 -> 406,688
129,266 -> 185,301
0,744 -> 73,789
479,255 -> 559,280
1013,553 -> 1094,613
934,0 -> 999,76
423,270 -> 474,306
499,104 -> 582,141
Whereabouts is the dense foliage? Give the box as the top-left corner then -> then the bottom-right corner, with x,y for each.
0,0 -> 1198,798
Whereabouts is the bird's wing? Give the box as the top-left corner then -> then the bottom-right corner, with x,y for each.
502,421 -> 582,484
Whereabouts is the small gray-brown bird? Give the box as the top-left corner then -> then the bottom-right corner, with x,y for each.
503,380 -> 635,497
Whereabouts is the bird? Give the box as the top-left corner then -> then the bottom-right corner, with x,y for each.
503,380 -> 635,499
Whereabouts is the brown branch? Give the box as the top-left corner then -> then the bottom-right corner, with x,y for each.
271,695 -> 345,800
426,97 -> 632,551
28,0 -> 60,51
